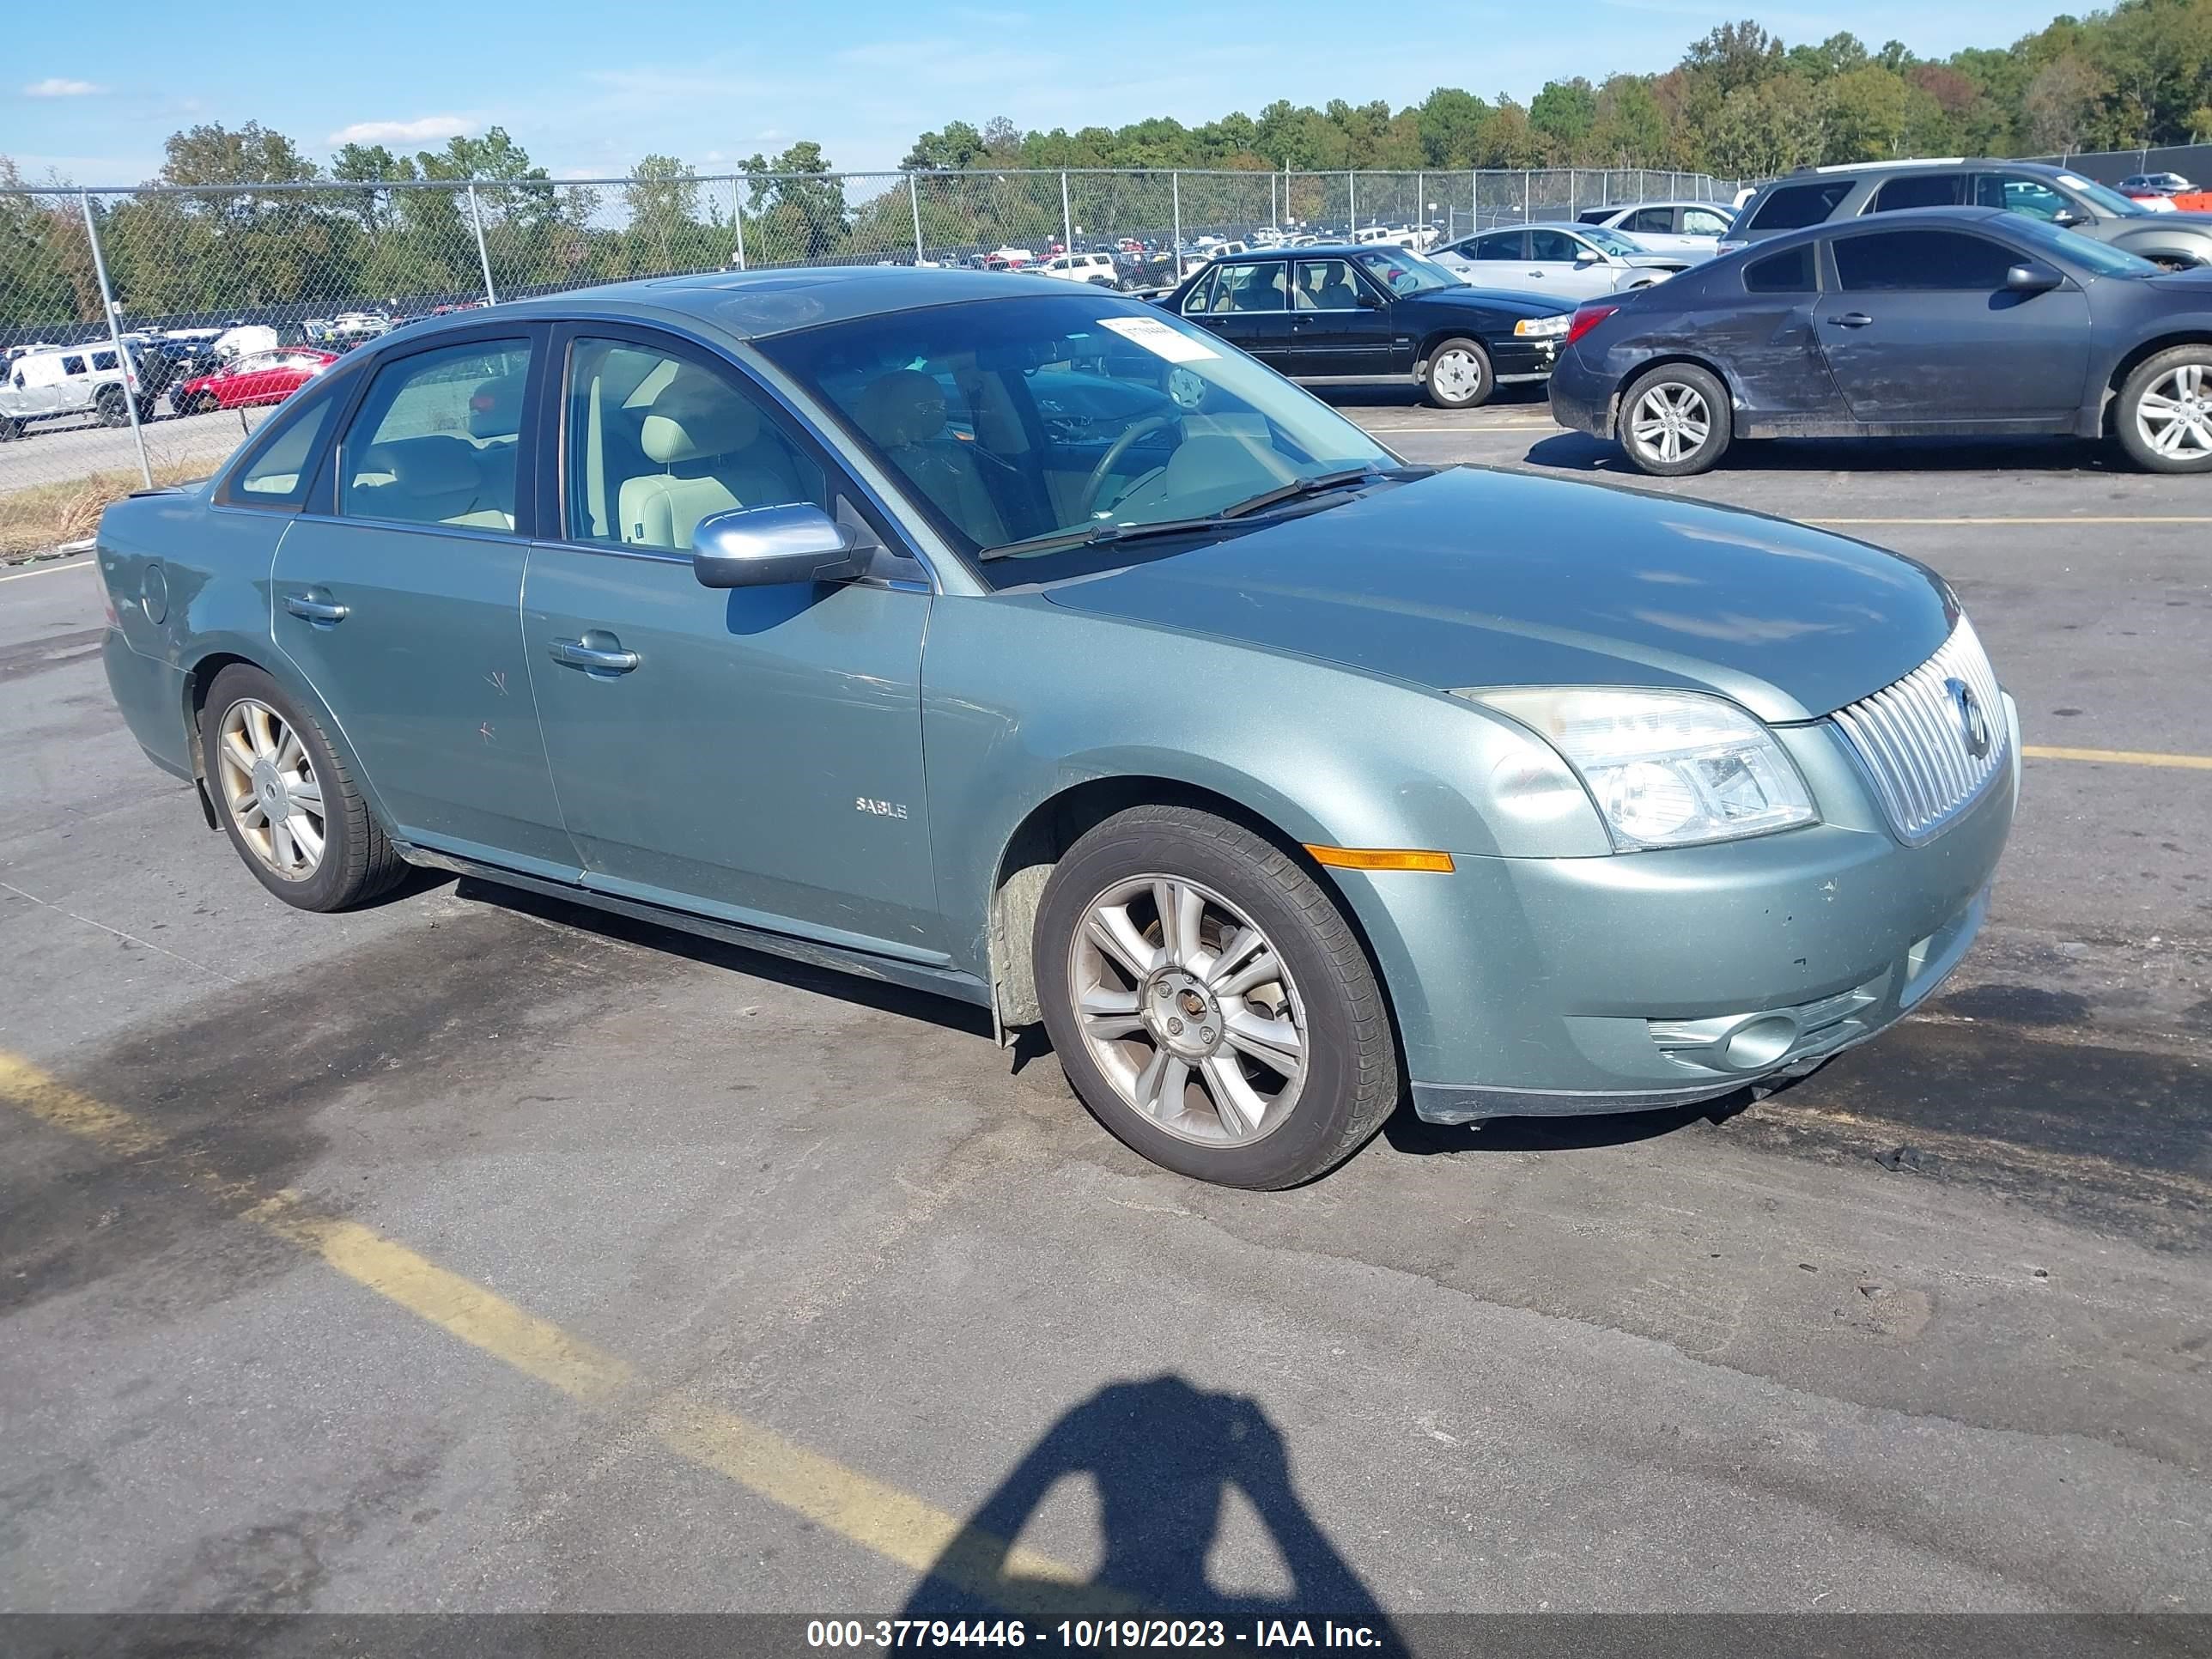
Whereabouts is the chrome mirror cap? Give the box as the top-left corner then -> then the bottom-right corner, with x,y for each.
691,503 -> 873,589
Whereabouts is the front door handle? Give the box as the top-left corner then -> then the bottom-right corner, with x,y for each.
1827,312 -> 1875,328
282,591 -> 349,624
547,635 -> 640,675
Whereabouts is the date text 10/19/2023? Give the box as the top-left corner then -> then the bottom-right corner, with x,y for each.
806,1620 -> 1387,1650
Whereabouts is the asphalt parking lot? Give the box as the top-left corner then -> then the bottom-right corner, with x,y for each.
2,395 -> 2207,1632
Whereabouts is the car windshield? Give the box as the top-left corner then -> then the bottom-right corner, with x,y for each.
1351,249 -> 1461,295
755,293 -> 1401,583
2004,214 -> 2160,277
1577,226 -> 1644,255
2062,174 -> 2152,217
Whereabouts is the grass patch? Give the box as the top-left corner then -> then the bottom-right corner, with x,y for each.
0,460 -> 210,558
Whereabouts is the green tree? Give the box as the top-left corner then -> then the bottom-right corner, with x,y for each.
1413,88 -> 1492,167
1823,64 -> 1913,159
1530,78 -> 1599,158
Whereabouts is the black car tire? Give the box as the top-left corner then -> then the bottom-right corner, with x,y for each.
0,416 -> 21,441
200,664 -> 409,912
1617,362 -> 1732,477
94,386 -> 131,428
1034,805 -> 1400,1189
188,391 -> 220,416
1421,337 -> 1494,410
2115,344 -> 2212,474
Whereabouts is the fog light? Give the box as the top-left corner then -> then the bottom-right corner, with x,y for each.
1720,1014 -> 1798,1072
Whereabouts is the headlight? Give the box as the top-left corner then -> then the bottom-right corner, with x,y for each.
1467,688 -> 1816,849
1513,315 -> 1571,337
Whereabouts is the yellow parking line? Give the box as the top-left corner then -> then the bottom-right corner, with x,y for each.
2024,744 -> 2212,771
1808,515 -> 2212,526
0,1049 -> 1127,1616
0,557 -> 94,584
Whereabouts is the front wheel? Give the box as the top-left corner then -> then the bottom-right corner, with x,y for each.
1421,337 -> 1493,410
94,387 -> 130,428
1618,362 -> 1731,476
1034,805 -> 1400,1188
2115,345 -> 2212,473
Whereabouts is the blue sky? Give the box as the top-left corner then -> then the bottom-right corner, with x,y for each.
9,0 -> 2057,185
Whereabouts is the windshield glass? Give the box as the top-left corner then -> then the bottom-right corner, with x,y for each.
2004,213 -> 2160,276
1579,226 -> 1644,255
1351,249 -> 1461,295
2063,174 -> 2151,217
755,294 -> 1397,580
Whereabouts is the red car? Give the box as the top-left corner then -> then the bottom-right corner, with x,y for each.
175,348 -> 337,415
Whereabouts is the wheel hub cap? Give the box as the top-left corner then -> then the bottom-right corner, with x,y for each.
1145,969 -> 1221,1059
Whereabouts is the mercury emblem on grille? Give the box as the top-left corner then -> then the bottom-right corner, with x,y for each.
1945,677 -> 1992,762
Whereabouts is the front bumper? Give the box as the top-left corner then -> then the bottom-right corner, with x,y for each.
1334,701 -> 2020,1122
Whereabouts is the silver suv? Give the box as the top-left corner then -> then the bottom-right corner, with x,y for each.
1723,159 -> 2212,272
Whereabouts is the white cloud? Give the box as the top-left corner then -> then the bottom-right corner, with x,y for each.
25,77 -> 106,98
325,115 -> 477,147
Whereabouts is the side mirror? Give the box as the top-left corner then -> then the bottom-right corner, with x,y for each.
1575,249 -> 1602,265
2005,261 -> 2062,295
2051,209 -> 2085,228
1357,289 -> 1384,308
692,503 -> 876,588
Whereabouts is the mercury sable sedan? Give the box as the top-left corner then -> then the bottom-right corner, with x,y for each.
96,268 -> 2017,1188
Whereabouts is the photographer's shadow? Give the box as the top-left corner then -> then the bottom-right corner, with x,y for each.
900,1374 -> 1399,1639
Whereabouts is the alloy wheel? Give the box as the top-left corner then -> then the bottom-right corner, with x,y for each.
1628,381 -> 1712,466
1067,874 -> 1308,1146
1430,349 -> 1485,403
2135,362 -> 2212,461
215,699 -> 326,880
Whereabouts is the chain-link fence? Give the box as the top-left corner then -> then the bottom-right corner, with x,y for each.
2012,142 -> 2212,188
1,165 -> 1735,556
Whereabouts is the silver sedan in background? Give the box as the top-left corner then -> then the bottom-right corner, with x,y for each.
1431,222 -> 1692,301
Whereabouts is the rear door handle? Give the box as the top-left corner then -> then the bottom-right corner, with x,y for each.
547,635 -> 640,675
282,591 -> 349,624
1827,312 -> 1875,328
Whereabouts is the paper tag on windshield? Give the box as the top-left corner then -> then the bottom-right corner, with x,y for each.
1097,315 -> 1218,362
2058,173 -> 2092,189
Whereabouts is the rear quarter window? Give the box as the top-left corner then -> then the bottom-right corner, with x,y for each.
1743,244 -> 1816,293
1745,180 -> 1854,232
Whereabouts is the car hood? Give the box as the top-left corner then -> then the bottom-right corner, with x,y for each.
1429,286 -> 1573,319
1620,252 -> 1691,270
1037,468 -> 1954,722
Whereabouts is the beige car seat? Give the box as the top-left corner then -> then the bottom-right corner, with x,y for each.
617,365 -> 803,549
853,368 -> 1006,546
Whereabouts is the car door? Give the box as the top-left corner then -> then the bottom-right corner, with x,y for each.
1813,227 -> 2093,422
1454,229 -> 1527,289
1528,228 -> 1620,298
1184,261 -> 1291,366
1285,257 -> 1395,377
520,325 -> 942,958
272,328 -> 574,874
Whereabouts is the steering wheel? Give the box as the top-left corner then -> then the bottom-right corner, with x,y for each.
1079,416 -> 1177,516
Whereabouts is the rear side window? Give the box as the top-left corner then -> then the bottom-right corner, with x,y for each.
1869,173 -> 1968,212
338,339 -> 532,532
1470,231 -> 1522,259
1624,208 -> 1674,234
1834,230 -> 2017,292
92,349 -> 118,371
1745,180 -> 1853,232
1743,244 -> 1816,293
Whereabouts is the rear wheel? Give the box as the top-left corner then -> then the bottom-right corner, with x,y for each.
1422,337 -> 1493,410
2115,345 -> 2212,474
94,386 -> 130,428
200,665 -> 407,912
0,416 -> 21,441
1618,362 -> 1731,476
1034,805 -> 1400,1188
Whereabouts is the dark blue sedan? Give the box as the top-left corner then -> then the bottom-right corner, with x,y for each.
1548,205 -> 2212,475
1160,245 -> 1573,409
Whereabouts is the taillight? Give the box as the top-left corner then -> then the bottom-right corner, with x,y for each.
1565,304 -> 1619,349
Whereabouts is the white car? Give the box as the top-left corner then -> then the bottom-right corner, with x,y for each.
1352,223 -> 1439,252
1575,201 -> 1736,257
1431,222 -> 1690,300
0,341 -> 150,438
1036,251 -> 1121,287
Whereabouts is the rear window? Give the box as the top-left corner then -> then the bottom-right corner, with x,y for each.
1745,180 -> 1853,232
1743,244 -> 1816,293
1869,173 -> 1969,212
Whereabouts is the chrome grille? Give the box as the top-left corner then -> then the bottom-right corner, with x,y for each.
1832,617 -> 2008,845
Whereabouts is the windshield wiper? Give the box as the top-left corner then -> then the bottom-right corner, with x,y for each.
1215,464 -> 1432,519
978,465 -> 1432,561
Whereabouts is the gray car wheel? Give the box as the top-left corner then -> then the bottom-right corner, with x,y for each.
1034,805 -> 1400,1188
1619,362 -> 1731,477
201,665 -> 408,911
2116,346 -> 2212,474
1422,338 -> 1493,410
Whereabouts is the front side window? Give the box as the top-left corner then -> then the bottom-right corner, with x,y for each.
755,294 -> 1398,581
1685,207 -> 1733,236
1292,259 -> 1363,309
1745,180 -> 1852,232
1977,174 -> 2071,222
338,339 -> 532,532
1834,230 -> 2016,292
562,337 -> 824,551
1529,229 -> 1586,263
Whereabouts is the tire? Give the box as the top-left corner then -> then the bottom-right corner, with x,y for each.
94,387 -> 130,428
189,392 -> 220,417
0,416 -> 21,442
199,664 -> 407,912
1033,805 -> 1400,1188
2114,344 -> 2212,474
1617,362 -> 1731,477
1421,337 -> 1493,410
